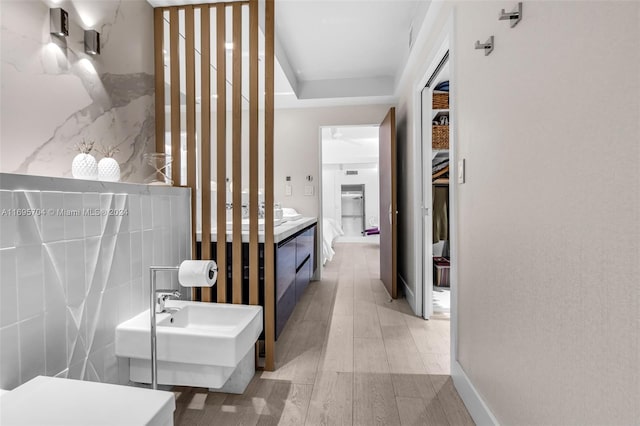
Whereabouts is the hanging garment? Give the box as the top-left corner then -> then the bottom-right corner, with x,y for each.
432,185 -> 449,243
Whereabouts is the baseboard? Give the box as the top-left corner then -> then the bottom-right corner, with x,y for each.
399,274 -> 418,314
451,361 -> 500,426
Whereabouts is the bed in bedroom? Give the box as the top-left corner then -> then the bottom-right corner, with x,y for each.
322,217 -> 344,264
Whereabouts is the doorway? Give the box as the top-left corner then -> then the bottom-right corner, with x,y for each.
422,53 -> 451,319
320,126 -> 380,263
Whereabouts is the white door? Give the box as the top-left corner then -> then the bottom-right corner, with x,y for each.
421,86 -> 434,319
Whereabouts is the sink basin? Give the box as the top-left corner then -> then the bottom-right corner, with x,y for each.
226,218 -> 283,231
115,301 -> 262,388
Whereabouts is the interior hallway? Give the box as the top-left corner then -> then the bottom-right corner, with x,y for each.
174,243 -> 472,425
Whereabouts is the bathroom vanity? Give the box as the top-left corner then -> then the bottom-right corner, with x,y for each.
197,217 -> 317,339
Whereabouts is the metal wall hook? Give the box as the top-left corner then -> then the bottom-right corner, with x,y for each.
499,2 -> 522,28
474,36 -> 494,56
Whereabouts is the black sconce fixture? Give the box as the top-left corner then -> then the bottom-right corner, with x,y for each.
84,30 -> 100,55
50,8 -> 69,37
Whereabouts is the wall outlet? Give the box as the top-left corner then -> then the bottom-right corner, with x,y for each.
304,185 -> 314,196
285,184 -> 292,196
458,159 -> 466,184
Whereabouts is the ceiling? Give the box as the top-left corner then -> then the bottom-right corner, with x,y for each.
321,125 -> 379,165
276,0 -> 430,100
150,0 -> 431,106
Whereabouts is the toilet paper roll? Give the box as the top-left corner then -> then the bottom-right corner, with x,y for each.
178,260 -> 218,287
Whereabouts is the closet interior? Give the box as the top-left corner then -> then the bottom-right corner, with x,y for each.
431,76 -> 450,312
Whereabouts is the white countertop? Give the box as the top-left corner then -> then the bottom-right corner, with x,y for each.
0,376 -> 175,426
196,217 -> 317,244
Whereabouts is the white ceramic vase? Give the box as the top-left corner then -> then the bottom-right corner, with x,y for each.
98,157 -> 121,182
72,153 -> 98,180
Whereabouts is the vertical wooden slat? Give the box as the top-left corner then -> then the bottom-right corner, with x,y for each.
231,3 -> 243,305
216,4 -> 227,304
264,0 -> 275,371
153,8 -> 165,155
169,7 -> 181,186
249,0 -> 259,306
186,6 -> 197,267
201,5 -> 212,302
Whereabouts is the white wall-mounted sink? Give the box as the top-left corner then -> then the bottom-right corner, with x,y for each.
115,301 -> 262,389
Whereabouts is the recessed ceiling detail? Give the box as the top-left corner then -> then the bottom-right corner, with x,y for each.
275,0 -> 431,99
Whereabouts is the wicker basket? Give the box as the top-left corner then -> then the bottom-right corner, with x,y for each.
432,92 -> 449,110
432,125 -> 449,150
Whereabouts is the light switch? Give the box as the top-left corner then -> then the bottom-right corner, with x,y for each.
304,185 -> 314,196
458,159 -> 465,184
285,184 -> 292,196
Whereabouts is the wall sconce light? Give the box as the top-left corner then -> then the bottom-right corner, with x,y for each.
50,8 -> 69,37
84,30 -> 100,55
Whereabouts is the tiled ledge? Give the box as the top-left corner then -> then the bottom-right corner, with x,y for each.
0,173 -> 189,196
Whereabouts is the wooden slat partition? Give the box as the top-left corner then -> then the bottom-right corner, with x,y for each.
153,8 -> 165,155
200,5 -> 212,302
215,4 -> 227,304
264,0 -> 275,371
248,0 -> 259,306
231,3 -> 242,305
154,0 -> 276,371
185,6 -> 197,267
169,7 -> 180,186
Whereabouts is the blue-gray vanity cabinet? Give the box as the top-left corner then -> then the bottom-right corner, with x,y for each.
200,223 -> 316,341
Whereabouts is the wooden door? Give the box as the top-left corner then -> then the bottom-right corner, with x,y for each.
379,108 -> 397,298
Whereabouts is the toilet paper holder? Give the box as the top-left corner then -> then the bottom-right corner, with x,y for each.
148,261 -> 218,390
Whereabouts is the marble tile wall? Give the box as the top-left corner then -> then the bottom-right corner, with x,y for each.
0,0 -> 156,183
0,176 -> 190,389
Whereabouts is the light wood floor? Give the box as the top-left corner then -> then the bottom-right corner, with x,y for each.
174,242 -> 473,426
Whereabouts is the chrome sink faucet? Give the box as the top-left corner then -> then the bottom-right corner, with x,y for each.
156,289 -> 181,313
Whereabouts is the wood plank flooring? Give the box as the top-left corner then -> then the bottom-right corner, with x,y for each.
174,242 -> 473,426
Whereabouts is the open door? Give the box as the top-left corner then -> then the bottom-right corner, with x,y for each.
379,108 -> 397,298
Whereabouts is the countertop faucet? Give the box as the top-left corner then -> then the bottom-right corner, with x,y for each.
156,289 -> 181,313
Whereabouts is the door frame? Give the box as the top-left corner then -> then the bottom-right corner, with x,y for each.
317,123 -> 381,281
413,37 -> 451,320
419,84 -> 433,319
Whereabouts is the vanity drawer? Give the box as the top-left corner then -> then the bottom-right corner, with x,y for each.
275,279 -> 296,339
296,226 -> 315,269
276,237 -> 296,302
295,256 -> 312,302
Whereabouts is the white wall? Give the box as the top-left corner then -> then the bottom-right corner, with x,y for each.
397,1 -> 640,424
0,174 -> 190,389
0,0 -> 155,182
274,105 -> 391,217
